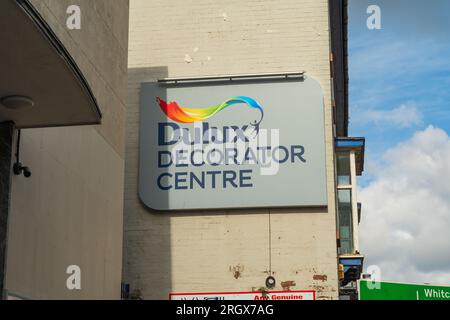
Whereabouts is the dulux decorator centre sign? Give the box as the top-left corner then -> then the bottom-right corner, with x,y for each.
139,75 -> 327,210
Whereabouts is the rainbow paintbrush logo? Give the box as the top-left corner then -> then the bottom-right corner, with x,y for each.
156,96 -> 264,134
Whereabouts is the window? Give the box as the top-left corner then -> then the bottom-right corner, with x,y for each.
336,152 -> 351,185
338,189 -> 353,254
336,150 -> 357,255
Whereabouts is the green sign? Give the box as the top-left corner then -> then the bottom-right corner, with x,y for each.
359,280 -> 450,300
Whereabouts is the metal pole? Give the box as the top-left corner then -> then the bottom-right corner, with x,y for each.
0,121 -> 15,300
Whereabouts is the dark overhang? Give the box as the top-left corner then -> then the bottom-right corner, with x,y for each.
339,256 -> 364,286
0,0 -> 101,128
336,137 -> 365,175
329,0 -> 349,137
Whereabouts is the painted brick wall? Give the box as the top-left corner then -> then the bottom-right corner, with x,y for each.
125,0 -> 338,300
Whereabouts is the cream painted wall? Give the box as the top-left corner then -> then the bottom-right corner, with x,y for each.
5,0 -> 129,299
125,0 -> 339,300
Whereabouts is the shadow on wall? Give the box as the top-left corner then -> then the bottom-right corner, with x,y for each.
123,66 -> 171,300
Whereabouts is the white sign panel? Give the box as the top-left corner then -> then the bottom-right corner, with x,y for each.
170,290 -> 316,300
139,76 -> 328,210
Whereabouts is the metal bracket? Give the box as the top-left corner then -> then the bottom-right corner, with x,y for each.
158,71 -> 305,85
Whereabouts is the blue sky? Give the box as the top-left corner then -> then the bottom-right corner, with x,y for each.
349,1 -> 450,284
348,0 -> 450,186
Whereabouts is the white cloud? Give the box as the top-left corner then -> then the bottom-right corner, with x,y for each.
360,126 -> 450,284
356,104 -> 423,128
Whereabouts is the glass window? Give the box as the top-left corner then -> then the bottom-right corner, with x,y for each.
336,152 -> 351,186
338,189 -> 353,254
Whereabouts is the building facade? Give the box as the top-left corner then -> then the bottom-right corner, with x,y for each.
123,0 -> 363,300
1,0 -> 364,300
1,0 -> 129,299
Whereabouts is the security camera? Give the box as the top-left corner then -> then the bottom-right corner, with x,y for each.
13,162 -> 31,178
13,130 -> 32,179
13,162 -> 22,175
22,166 -> 32,178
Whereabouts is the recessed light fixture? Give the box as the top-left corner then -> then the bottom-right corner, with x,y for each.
0,95 -> 35,110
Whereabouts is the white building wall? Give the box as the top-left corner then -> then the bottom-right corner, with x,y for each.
5,0 -> 129,299
125,0 -> 338,300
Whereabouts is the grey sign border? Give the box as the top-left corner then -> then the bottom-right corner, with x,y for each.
138,75 -> 329,212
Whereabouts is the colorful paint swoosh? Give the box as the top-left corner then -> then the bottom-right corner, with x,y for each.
156,96 -> 264,128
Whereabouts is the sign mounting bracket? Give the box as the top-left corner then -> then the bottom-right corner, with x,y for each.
158,72 -> 305,85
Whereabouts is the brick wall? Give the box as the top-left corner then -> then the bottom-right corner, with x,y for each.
125,0 -> 338,300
